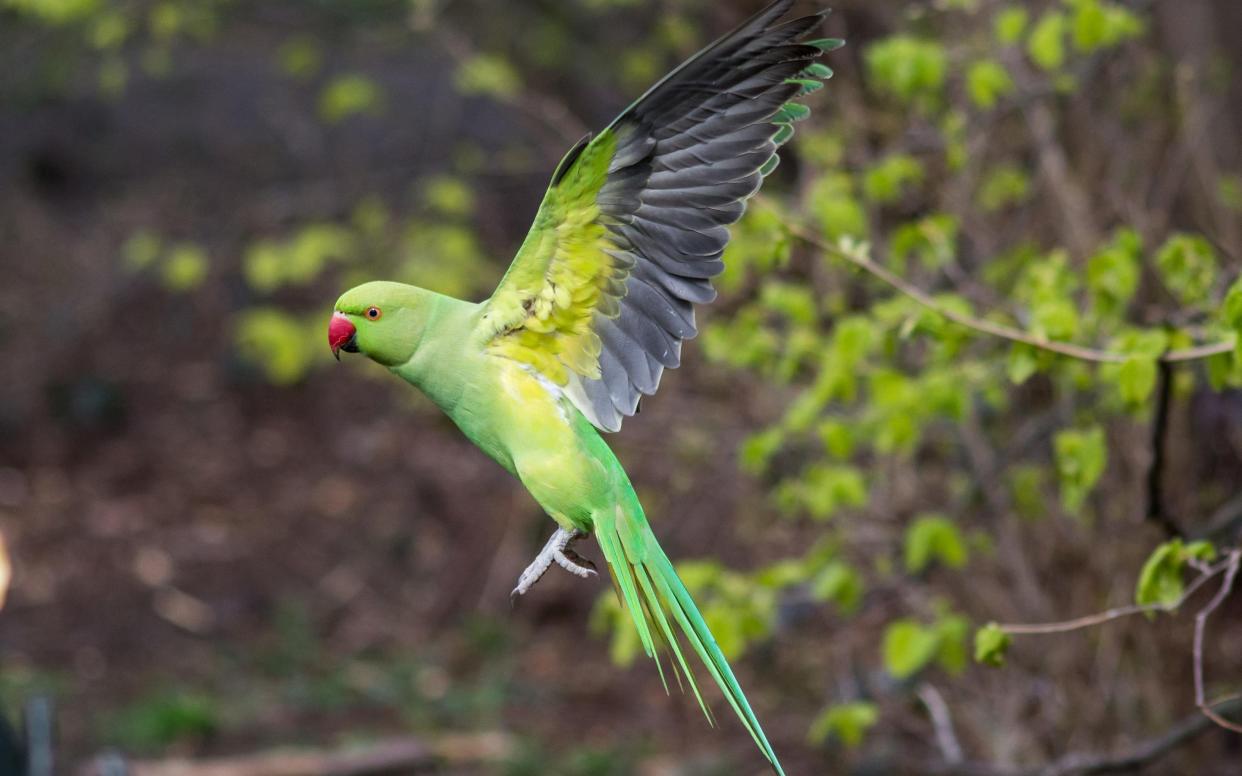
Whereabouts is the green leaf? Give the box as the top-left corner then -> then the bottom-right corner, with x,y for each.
904,514 -> 968,573
1135,540 -> 1187,609
1219,175 -> 1242,213
832,317 -> 878,366
590,593 -> 642,667
122,230 -> 162,271
779,464 -> 868,521
161,243 -> 209,292
865,36 -> 948,107
1087,228 -> 1142,318
1030,297 -> 1079,341
863,154 -> 925,204
816,419 -> 855,460
966,59 -> 1014,109
1156,233 -> 1217,307
111,689 -> 219,751
1135,539 -> 1217,610
234,308 -> 316,385
454,54 -> 521,98
1054,426 -> 1107,513
318,74 -> 384,123
882,619 -> 940,679
244,223 -> 355,293
1184,540 -> 1217,563
810,173 -> 868,240
422,176 -> 475,217
276,35 -> 322,79
889,214 -> 958,270
5,0 -> 101,25
760,282 -> 819,325
739,428 -> 783,475
1009,464 -> 1048,521
1069,0 -> 1144,52
995,7 -> 1029,45
934,612 -> 970,674
974,623 -> 1011,667
1027,11 -> 1067,72
978,165 -> 1031,211
1116,356 -> 1158,405
808,701 -> 878,748
810,561 -> 863,614
90,11 -> 129,50
1221,277 -> 1242,333
1007,344 -> 1039,385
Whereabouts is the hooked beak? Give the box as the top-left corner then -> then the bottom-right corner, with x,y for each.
328,312 -> 359,360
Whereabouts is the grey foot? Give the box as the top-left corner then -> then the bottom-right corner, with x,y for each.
511,528 -> 596,599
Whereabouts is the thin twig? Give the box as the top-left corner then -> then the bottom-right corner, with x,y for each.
996,555 -> 1233,635
786,224 -> 1236,364
922,696 -> 1242,776
1193,549 -> 1242,733
918,683 -> 965,765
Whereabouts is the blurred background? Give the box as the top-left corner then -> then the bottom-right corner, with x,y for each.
2,0 -> 1242,773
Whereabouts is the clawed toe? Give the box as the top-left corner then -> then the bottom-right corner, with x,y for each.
511,527 -> 596,599
558,547 -> 597,577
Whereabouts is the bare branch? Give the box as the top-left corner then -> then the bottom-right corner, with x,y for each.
918,683 -> 964,765
1193,549 -> 1242,733
995,554 -> 1234,635
922,696 -> 1242,776
785,224 -> 1236,365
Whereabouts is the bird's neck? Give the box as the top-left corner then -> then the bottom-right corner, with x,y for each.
391,293 -> 484,417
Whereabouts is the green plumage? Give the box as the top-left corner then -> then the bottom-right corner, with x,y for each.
331,2 -> 838,773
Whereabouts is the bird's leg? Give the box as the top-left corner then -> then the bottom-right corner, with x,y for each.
511,528 -> 597,599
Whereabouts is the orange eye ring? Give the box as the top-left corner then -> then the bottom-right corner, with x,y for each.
365,306 -> 382,320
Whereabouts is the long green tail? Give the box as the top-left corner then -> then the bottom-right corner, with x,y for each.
594,502 -> 785,775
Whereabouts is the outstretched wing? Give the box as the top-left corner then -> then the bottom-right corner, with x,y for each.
477,0 -> 839,431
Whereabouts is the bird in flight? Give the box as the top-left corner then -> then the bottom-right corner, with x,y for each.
328,1 -> 837,771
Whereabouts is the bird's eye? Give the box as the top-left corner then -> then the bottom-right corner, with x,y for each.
366,307 -> 382,320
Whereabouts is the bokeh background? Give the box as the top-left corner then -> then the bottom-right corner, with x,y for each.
2,0 -> 1242,773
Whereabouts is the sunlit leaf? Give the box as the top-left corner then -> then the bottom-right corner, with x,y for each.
161,243 -> 209,292
455,54 -> 521,98
808,701 -> 878,747
1156,233 -> 1217,307
1054,426 -> 1107,513
974,623 -> 1011,667
865,36 -> 948,108
319,74 -> 385,123
904,514 -> 968,573
966,59 -> 1014,109
1028,11 -> 1067,71
883,619 -> 940,679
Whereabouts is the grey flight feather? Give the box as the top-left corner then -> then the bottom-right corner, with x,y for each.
566,0 -> 838,431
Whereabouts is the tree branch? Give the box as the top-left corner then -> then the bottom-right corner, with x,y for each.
922,695 -> 1242,776
1193,549 -> 1242,733
918,683 -> 964,765
994,552 -> 1234,635
785,225 -> 1235,364
1145,359 -> 1182,537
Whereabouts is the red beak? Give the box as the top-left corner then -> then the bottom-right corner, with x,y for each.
328,312 -> 358,360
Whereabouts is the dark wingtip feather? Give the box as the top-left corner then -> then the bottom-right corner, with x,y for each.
576,2 -> 840,432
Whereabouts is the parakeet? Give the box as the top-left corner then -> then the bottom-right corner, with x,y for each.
328,2 -> 837,771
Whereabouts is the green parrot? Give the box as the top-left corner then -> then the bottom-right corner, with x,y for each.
328,2 -> 837,771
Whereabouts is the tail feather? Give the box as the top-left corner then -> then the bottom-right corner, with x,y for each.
595,505 -> 785,776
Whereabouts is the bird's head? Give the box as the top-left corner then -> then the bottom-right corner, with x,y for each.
330,281 -> 428,367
